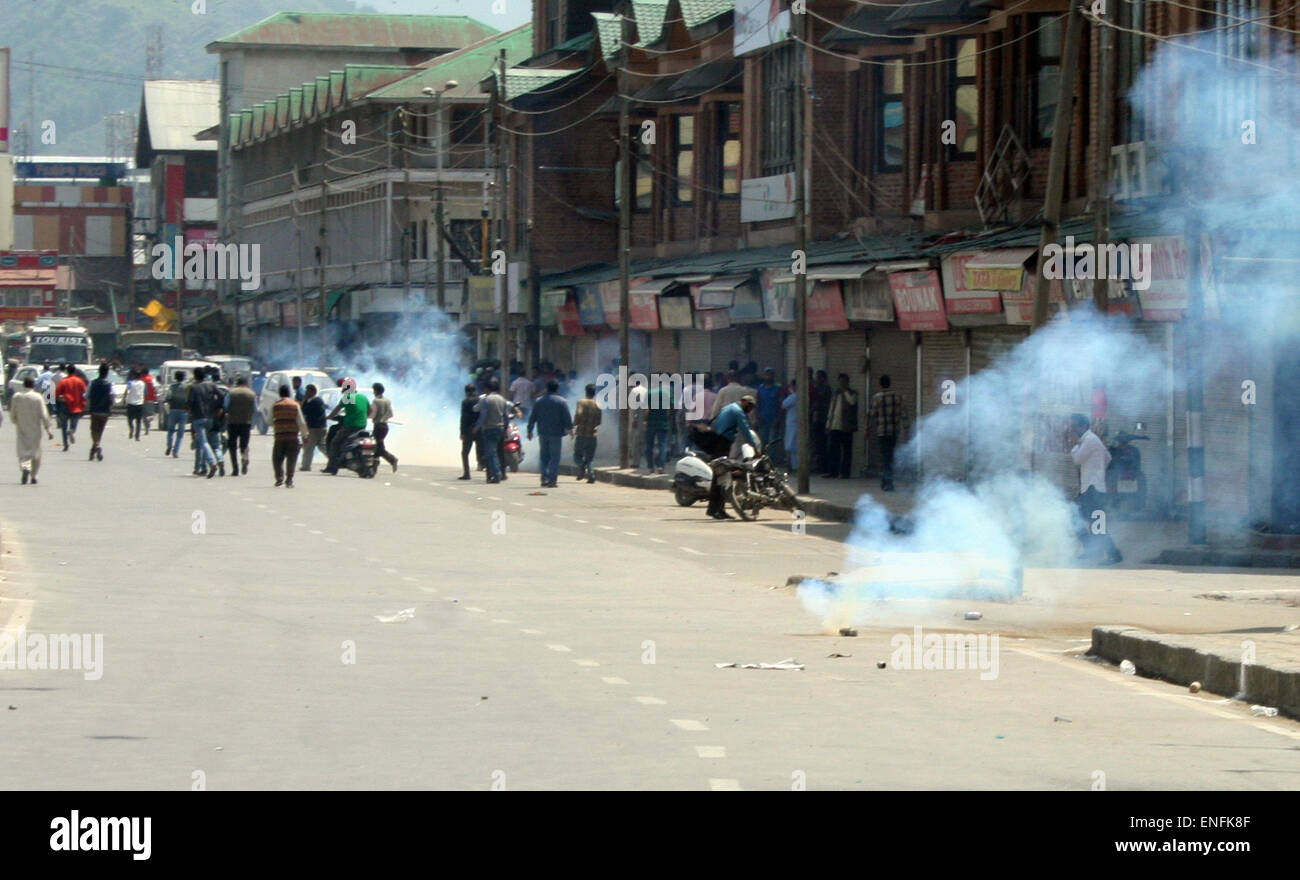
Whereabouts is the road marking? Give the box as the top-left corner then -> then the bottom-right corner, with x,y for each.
1011,646 -> 1300,741
511,502 -> 525,507
709,778 -> 742,791
695,746 -> 726,758
402,576 -> 418,582
598,525 -> 614,531
573,659 -> 600,667
420,587 -> 438,593
634,696 -> 666,705
465,606 -> 486,613
309,529 -> 323,535
487,496 -> 502,501
346,547 -> 359,552
366,557 -> 381,563
382,567 -> 398,575
622,531 -> 639,536
574,519 -> 588,524
0,598 -> 35,634
532,508 -> 546,512
491,619 -> 512,624
519,628 -> 543,635
678,546 -> 704,556
553,514 -> 569,519
326,538 -> 339,544
294,522 -> 306,527
650,537 -> 666,544
671,719 -> 709,731
602,677 -> 629,685
546,644 -> 572,653
256,504 -> 268,509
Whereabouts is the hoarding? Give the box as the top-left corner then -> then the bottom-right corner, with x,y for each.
735,0 -> 791,56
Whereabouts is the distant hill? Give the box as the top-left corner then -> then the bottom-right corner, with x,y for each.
4,0 -> 377,158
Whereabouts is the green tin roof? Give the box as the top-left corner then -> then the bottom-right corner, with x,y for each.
209,12 -> 497,52
591,12 -> 623,62
369,25 -> 534,103
632,0 -> 671,46
679,0 -> 734,29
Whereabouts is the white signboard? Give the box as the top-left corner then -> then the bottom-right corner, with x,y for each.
735,0 -> 791,56
741,172 -> 795,223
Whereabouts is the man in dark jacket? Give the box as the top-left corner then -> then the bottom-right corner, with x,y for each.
224,376 -> 257,476
187,367 -> 220,478
527,379 -> 573,488
459,383 -> 481,480
86,363 -> 115,462
299,384 -> 328,472
823,373 -> 859,479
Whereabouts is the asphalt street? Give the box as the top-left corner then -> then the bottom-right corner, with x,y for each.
1,419 -> 1297,790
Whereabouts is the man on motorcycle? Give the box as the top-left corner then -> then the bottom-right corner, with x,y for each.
704,395 -> 761,520
323,377 -> 369,476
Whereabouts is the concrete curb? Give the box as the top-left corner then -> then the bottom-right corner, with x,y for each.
1155,547 -> 1300,568
557,464 -> 857,521
1090,625 -> 1300,720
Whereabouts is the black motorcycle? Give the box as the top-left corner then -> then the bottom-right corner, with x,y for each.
725,443 -> 803,521
339,430 -> 381,479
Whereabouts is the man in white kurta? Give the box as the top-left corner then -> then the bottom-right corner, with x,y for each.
10,381 -> 53,484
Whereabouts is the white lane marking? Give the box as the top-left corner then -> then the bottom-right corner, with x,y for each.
574,519 -> 588,524
650,537 -> 666,544
678,546 -> 704,556
709,778 -> 742,791
256,504 -> 268,509
553,514 -> 568,519
634,696 -> 666,705
671,719 -> 709,731
345,547 -> 359,553
294,522 -> 306,527
487,496 -> 502,501
382,567 -> 398,575
1011,646 -> 1300,741
465,606 -> 486,613
309,529 -> 323,535
402,576 -> 418,582
491,619 -> 512,624
0,598 -> 36,634
326,538 -> 339,544
546,644 -> 572,653
573,659 -> 600,667
519,628 -> 543,635
695,746 -> 726,758
598,525 -> 614,531
366,557 -> 381,564
622,531 -> 639,536
420,587 -> 438,593
532,508 -> 546,512
510,502 -> 525,507
601,677 -> 629,685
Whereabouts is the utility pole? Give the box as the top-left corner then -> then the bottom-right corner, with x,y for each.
1092,8 -> 1114,313
1030,3 -> 1084,330
496,49 -> 510,371
402,106 -> 412,304
793,9 -> 810,494
318,133 -> 328,362
435,88 -> 447,312
618,8 -> 631,469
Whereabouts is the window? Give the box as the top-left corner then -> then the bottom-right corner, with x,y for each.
1214,0 -> 1259,143
546,2 -> 562,48
673,115 -> 695,205
184,153 -> 217,198
762,43 -> 796,174
1030,15 -> 1063,145
950,38 -> 979,158
407,220 -> 429,261
877,58 -> 905,172
718,102 -> 741,197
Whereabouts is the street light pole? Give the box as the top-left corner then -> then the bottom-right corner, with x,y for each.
793,9 -> 810,495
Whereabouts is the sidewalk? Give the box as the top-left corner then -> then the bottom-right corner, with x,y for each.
1091,626 -> 1300,720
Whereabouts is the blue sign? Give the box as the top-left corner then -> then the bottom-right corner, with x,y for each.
576,285 -> 605,326
15,162 -> 126,180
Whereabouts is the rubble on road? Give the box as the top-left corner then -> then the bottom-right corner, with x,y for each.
715,658 -> 805,671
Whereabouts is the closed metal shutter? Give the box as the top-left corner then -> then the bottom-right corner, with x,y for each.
574,337 -> 599,377
969,326 -> 1027,374
784,332 -> 826,379
864,328 -> 916,477
711,329 -> 745,373
1106,320 -> 1175,515
919,330 -> 968,481
1202,322 -> 1251,524
547,335 -> 575,372
650,330 -> 679,374
748,327 -> 784,377
678,330 -> 711,375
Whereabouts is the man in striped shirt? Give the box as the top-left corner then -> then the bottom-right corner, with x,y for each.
867,374 -> 907,491
271,384 -> 309,488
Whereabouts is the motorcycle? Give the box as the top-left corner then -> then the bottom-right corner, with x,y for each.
503,410 -> 524,473
724,443 -> 803,521
338,430 -> 381,479
1106,427 -> 1149,513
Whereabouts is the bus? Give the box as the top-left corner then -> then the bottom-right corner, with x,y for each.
118,330 -> 184,372
26,319 -> 93,366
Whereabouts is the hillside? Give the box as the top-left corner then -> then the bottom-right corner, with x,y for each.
2,0 -> 376,158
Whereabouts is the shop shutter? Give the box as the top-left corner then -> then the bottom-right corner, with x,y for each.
748,327 -> 785,378
864,328 -> 916,478
969,325 -> 1027,374
574,337 -> 599,377
1202,322 -> 1251,524
678,329 -> 711,375
918,330 -> 968,481
710,329 -> 745,373
649,329 -> 679,374
784,332 -> 826,380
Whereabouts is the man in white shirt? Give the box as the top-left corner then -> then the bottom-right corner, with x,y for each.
1068,413 -> 1122,565
711,371 -> 757,422
509,369 -> 536,417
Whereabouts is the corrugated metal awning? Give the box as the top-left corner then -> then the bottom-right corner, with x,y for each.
964,247 -> 1037,270
631,278 -> 682,295
698,274 -> 752,293
807,263 -> 873,281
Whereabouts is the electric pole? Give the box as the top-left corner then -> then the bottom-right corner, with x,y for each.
618,8 -> 631,469
497,49 -> 509,370
793,9 -> 810,495
436,88 -> 446,312
1092,8 -> 1114,313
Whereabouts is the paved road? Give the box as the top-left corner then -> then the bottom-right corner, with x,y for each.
1,420 -> 1297,790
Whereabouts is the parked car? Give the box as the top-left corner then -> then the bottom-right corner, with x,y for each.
256,368 -> 333,433
6,365 -> 40,407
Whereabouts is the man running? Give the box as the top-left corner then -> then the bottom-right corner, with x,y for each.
87,363 -> 115,461
224,375 -> 257,476
369,382 -> 398,472
55,364 -> 87,451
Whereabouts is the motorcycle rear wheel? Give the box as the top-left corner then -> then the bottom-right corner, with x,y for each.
729,480 -> 760,521
673,484 -> 698,507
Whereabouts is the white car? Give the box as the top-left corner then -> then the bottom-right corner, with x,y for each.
156,359 -> 221,427
7,365 -> 41,405
256,368 -> 333,433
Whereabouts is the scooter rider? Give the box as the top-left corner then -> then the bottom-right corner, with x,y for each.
323,377 -> 369,475
704,395 -> 761,520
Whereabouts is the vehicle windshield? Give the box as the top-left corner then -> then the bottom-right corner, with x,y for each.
28,343 -> 90,364
123,345 -> 182,371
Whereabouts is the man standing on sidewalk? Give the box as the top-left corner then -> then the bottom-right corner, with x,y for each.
299,384 -> 328,472
781,379 -> 799,471
86,363 -> 115,461
823,373 -> 859,479
473,378 -> 509,484
11,377 -> 53,484
572,383 -> 601,483
755,368 -> 782,451
644,379 -> 674,474
271,384 -> 309,487
867,374 -> 907,491
224,376 -> 257,476
1068,413 -> 1122,565
528,379 -> 572,489
55,365 -> 87,451
459,383 -> 481,480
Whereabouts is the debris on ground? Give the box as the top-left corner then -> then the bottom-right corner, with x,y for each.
1250,705 -> 1279,717
715,658 -> 805,671
1119,659 -> 1136,675
964,611 -> 983,620
827,653 -> 852,659
839,627 -> 858,637
876,661 -> 887,669
1053,716 -> 1072,723
787,575 -> 813,586
1189,681 -> 1202,693
374,607 -> 416,623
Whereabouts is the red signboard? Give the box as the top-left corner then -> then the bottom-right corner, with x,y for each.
1131,235 -> 1189,321
889,270 -> 949,331
629,293 -> 660,330
940,252 -> 1004,314
557,298 -> 584,336
807,280 -> 849,332
165,165 -> 185,224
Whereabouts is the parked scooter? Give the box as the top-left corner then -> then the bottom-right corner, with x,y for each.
1106,426 -> 1149,513
672,427 -> 801,520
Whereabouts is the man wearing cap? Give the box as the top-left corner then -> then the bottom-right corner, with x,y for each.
704,395 -> 761,520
